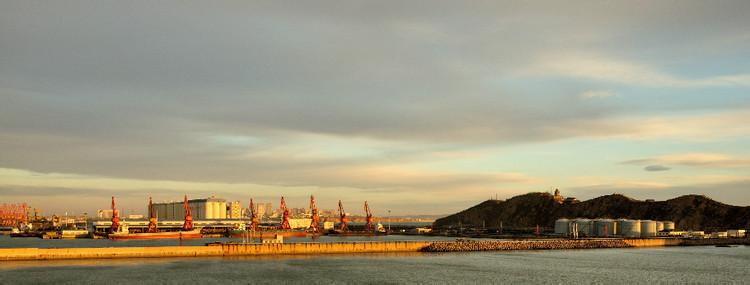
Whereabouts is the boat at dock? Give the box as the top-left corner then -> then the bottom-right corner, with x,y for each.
108,229 -> 203,240
9,231 -> 42,238
327,229 -> 385,236
228,229 -> 309,239
61,229 -> 91,239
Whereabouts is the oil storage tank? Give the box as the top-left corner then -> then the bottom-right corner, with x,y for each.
619,219 -> 641,238
554,219 -> 571,236
574,218 -> 594,237
656,221 -> 664,232
663,221 -> 675,231
594,219 -> 616,237
640,220 -> 657,237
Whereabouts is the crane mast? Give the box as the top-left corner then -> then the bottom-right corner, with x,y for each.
280,196 -> 291,230
249,198 -> 259,231
182,195 -> 193,231
338,200 -> 348,232
147,196 -> 158,233
364,201 -> 373,232
110,196 -> 120,233
308,195 -> 320,233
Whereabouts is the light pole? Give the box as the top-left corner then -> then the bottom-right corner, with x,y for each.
387,210 -> 391,234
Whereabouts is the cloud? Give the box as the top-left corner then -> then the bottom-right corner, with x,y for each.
567,178 -> 750,206
603,109 -> 750,141
644,165 -> 671,172
623,153 -> 750,168
580,90 -> 615,99
527,53 -> 750,88
1,1 -> 750,214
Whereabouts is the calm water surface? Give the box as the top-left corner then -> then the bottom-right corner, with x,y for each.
1,245 -> 748,284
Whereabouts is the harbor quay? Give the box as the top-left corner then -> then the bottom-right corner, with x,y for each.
2,238 -> 748,261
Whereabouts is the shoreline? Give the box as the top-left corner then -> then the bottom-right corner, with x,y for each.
0,238 -> 747,261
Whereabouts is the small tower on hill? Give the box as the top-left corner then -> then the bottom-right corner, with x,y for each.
553,188 -> 564,204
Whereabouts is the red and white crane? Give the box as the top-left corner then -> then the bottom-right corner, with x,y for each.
338,200 -> 348,232
110,196 -> 120,233
182,195 -> 193,231
279,196 -> 291,230
308,195 -> 320,233
364,201 -> 374,232
249,198 -> 259,231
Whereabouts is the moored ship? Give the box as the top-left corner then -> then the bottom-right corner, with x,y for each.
109,229 -> 202,240
228,229 -> 308,239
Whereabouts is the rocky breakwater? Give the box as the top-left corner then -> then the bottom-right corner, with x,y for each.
421,239 -> 631,252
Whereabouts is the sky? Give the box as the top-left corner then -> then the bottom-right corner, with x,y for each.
1,1 -> 749,216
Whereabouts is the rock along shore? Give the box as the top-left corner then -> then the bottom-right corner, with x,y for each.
420,239 -> 633,252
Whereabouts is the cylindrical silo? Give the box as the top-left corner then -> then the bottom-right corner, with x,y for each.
656,221 -> 664,232
663,221 -> 675,231
640,220 -> 657,237
594,219 -> 616,237
574,218 -> 594,237
619,219 -> 641,238
554,218 -> 571,236
206,202 -> 214,219
214,202 -> 221,219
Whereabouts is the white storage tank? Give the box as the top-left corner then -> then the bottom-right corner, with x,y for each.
554,219 -> 571,235
574,218 -> 594,237
663,221 -> 675,231
619,219 -> 641,238
640,220 -> 657,237
656,221 -> 664,232
594,219 -> 617,237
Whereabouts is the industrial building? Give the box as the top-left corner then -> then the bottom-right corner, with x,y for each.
153,196 -> 228,220
554,218 -> 675,238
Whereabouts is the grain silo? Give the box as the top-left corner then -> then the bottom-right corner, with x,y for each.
574,218 -> 594,237
655,221 -> 664,232
640,220 -> 657,237
594,219 -> 617,237
554,218 -> 571,236
619,219 -> 641,238
663,221 -> 675,231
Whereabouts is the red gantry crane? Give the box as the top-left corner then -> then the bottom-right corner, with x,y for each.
0,203 -> 28,227
280,196 -> 291,230
338,200 -> 348,232
308,195 -> 320,233
110,196 -> 120,233
364,201 -> 374,232
182,195 -> 193,231
147,197 -> 158,233
249,198 -> 259,231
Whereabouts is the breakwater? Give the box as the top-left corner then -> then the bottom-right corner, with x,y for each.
419,238 -> 745,252
0,241 -> 432,261
421,239 -> 631,252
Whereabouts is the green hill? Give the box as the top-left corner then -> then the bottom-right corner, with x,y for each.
433,192 -> 750,231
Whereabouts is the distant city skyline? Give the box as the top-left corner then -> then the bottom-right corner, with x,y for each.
1,1 -> 749,216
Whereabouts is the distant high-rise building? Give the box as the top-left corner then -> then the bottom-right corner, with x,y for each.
97,209 -> 113,219
229,201 -> 242,219
256,203 -> 266,217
